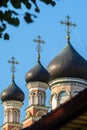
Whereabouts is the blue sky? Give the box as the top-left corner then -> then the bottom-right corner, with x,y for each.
0,0 -> 87,127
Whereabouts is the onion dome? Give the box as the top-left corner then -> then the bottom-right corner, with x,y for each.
47,41 -> 87,81
26,35 -> 50,83
1,80 -> 25,102
25,60 -> 50,83
1,57 -> 25,102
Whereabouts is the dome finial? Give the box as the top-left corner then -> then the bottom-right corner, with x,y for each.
33,35 -> 45,62
8,56 -> 19,80
60,15 -> 77,42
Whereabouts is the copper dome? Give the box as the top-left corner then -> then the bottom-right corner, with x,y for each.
47,42 -> 87,80
25,61 -> 50,83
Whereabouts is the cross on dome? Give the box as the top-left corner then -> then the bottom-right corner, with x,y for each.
8,56 -> 19,80
60,15 -> 77,41
33,35 -> 45,61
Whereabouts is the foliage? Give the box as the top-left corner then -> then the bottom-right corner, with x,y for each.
0,0 -> 57,40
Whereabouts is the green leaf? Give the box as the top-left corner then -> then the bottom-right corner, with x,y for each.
4,10 -> 20,26
21,0 -> 31,9
40,0 -> 56,6
12,11 -> 18,15
35,7 -> 40,12
2,0 -> 9,7
0,33 -> 2,38
11,18 -> 20,26
51,1 -> 56,6
31,0 -> 36,4
0,24 -> 6,32
7,17 -> 20,26
4,33 -> 9,40
4,10 -> 12,21
0,1 -> 2,7
0,11 -> 3,21
31,0 -> 40,12
10,0 -> 21,9
24,13 -> 33,23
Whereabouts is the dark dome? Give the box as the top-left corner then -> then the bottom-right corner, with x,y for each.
47,42 -> 87,80
1,80 -> 25,102
25,61 -> 50,83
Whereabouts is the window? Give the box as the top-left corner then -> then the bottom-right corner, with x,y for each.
51,94 -> 57,110
58,91 -> 69,104
39,93 -> 42,105
33,93 -> 36,104
13,111 -> 17,123
8,111 -> 11,122
30,92 -> 33,105
42,93 -> 45,106
73,91 -> 79,96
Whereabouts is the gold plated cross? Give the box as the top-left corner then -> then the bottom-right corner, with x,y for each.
33,35 -> 45,61
60,15 -> 77,40
8,56 -> 19,80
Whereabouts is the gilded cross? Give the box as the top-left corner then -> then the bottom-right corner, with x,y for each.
60,15 -> 77,40
33,35 -> 45,61
8,56 -> 19,80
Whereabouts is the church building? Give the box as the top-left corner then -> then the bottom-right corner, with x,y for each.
1,16 -> 87,130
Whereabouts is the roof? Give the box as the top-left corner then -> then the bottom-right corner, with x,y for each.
47,42 -> 87,81
1,80 -> 25,102
23,88 -> 87,130
25,60 -> 50,83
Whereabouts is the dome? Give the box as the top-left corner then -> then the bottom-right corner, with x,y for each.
47,41 -> 87,80
1,80 -> 25,102
25,60 -> 50,83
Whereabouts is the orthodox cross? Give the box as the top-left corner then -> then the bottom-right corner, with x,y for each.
60,15 -> 76,40
33,35 -> 45,61
8,56 -> 19,80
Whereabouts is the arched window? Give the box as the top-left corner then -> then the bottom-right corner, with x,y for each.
73,91 -> 79,97
5,111 -> 8,123
42,93 -> 45,106
33,93 -> 36,104
30,92 -> 33,105
39,93 -> 42,105
58,91 -> 69,104
13,111 -> 17,123
4,112 -> 6,123
8,111 -> 11,122
51,94 -> 57,110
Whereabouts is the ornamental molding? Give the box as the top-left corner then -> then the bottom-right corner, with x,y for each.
2,100 -> 23,109
1,122 -> 22,128
25,105 -> 49,112
23,116 -> 40,122
29,87 -> 46,92
27,81 -> 48,89
49,77 -> 87,90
